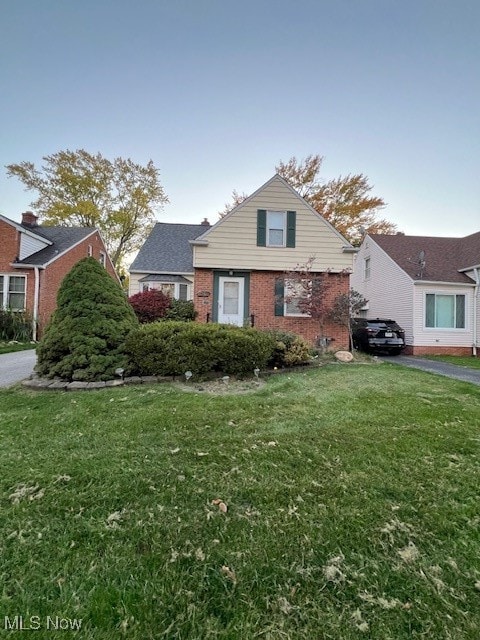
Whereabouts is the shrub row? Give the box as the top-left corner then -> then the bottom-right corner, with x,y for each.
125,322 -> 278,377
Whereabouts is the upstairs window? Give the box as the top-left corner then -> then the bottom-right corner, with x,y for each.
425,293 -> 465,329
267,211 -> 286,247
99,252 -> 106,268
364,257 -> 371,280
257,210 -> 296,248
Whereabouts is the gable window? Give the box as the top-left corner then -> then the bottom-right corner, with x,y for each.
99,252 -> 106,268
0,274 -> 26,311
425,293 -> 465,329
257,210 -> 296,248
364,257 -> 371,280
87,245 -> 93,257
267,211 -> 286,247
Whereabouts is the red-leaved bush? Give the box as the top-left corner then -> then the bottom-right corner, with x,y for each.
128,289 -> 171,323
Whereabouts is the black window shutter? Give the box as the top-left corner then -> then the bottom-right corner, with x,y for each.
257,210 -> 267,246
274,278 -> 285,316
286,211 -> 296,247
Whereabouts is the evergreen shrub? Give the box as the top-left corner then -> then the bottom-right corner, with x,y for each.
36,258 -> 139,381
125,321 -> 275,377
263,329 -> 311,367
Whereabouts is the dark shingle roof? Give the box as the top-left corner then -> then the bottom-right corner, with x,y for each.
16,226 -> 95,266
129,223 -> 207,273
372,232 -> 480,284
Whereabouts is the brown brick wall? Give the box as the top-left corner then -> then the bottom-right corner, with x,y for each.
405,345 -> 478,357
37,232 -> 117,334
193,268 -> 350,349
1,220 -> 118,337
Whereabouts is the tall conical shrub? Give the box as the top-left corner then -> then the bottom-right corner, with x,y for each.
36,257 -> 138,381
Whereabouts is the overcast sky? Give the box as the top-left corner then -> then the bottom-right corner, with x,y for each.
1,0 -> 479,241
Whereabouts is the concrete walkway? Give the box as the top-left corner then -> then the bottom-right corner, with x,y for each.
0,349 -> 37,388
381,354 -> 480,386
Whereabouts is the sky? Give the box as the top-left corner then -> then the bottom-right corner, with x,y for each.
1,0 -> 479,244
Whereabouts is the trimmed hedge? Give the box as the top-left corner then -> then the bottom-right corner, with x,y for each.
263,329 -> 311,368
125,322 -> 276,377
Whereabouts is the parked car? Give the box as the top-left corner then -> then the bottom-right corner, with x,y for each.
351,318 -> 406,355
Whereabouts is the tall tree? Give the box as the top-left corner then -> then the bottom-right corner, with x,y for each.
6,149 -> 168,268
220,154 -> 397,244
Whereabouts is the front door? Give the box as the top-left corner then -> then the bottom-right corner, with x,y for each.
217,276 -> 245,326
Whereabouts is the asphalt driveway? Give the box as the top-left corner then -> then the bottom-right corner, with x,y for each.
381,354 -> 480,386
0,349 -> 37,387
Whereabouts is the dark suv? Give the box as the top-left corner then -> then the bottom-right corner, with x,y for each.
351,318 -> 406,355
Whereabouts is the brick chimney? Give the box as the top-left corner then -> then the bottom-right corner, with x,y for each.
22,211 -> 39,227
200,218 -> 210,226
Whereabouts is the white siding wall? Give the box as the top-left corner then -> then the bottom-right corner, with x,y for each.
19,233 -> 49,260
351,237 -> 414,343
413,283 -> 475,348
193,176 -> 353,272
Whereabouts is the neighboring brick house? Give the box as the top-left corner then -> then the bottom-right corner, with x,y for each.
351,232 -> 480,356
0,211 -> 117,339
130,175 -> 356,348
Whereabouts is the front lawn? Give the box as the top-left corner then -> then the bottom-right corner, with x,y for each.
424,355 -> 480,370
0,364 -> 479,639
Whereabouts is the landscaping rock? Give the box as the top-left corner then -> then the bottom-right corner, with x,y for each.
67,381 -> 89,390
335,350 -> 354,363
47,381 -> 69,390
22,378 -> 53,389
86,381 -> 107,389
105,379 -> 124,387
123,376 -> 143,385
140,375 -> 159,384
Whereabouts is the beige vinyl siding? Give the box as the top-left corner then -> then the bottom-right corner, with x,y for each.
19,233 -> 49,261
412,284 -> 474,348
193,177 -> 353,272
351,237 -> 414,343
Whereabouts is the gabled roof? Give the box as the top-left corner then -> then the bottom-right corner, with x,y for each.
1,213 -> 98,267
129,223 -> 207,273
371,232 -> 480,284
191,174 -> 356,251
15,226 -> 96,266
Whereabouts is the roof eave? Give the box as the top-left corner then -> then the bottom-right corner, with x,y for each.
413,280 -> 474,287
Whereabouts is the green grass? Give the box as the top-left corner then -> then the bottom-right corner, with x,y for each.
424,355 -> 480,369
0,363 -> 479,639
0,341 -> 36,354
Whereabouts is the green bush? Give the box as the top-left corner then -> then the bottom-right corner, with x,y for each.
263,329 -> 311,368
125,321 -> 275,377
36,258 -> 139,381
164,299 -> 197,322
0,309 -> 34,341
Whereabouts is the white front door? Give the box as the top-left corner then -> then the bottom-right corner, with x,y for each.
218,277 -> 245,326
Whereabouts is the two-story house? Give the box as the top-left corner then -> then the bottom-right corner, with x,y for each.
129,174 -> 356,347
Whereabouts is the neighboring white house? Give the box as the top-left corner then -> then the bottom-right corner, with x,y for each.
351,232 -> 480,356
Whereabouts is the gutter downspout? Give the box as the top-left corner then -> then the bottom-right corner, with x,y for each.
473,268 -> 480,357
33,267 -> 40,342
